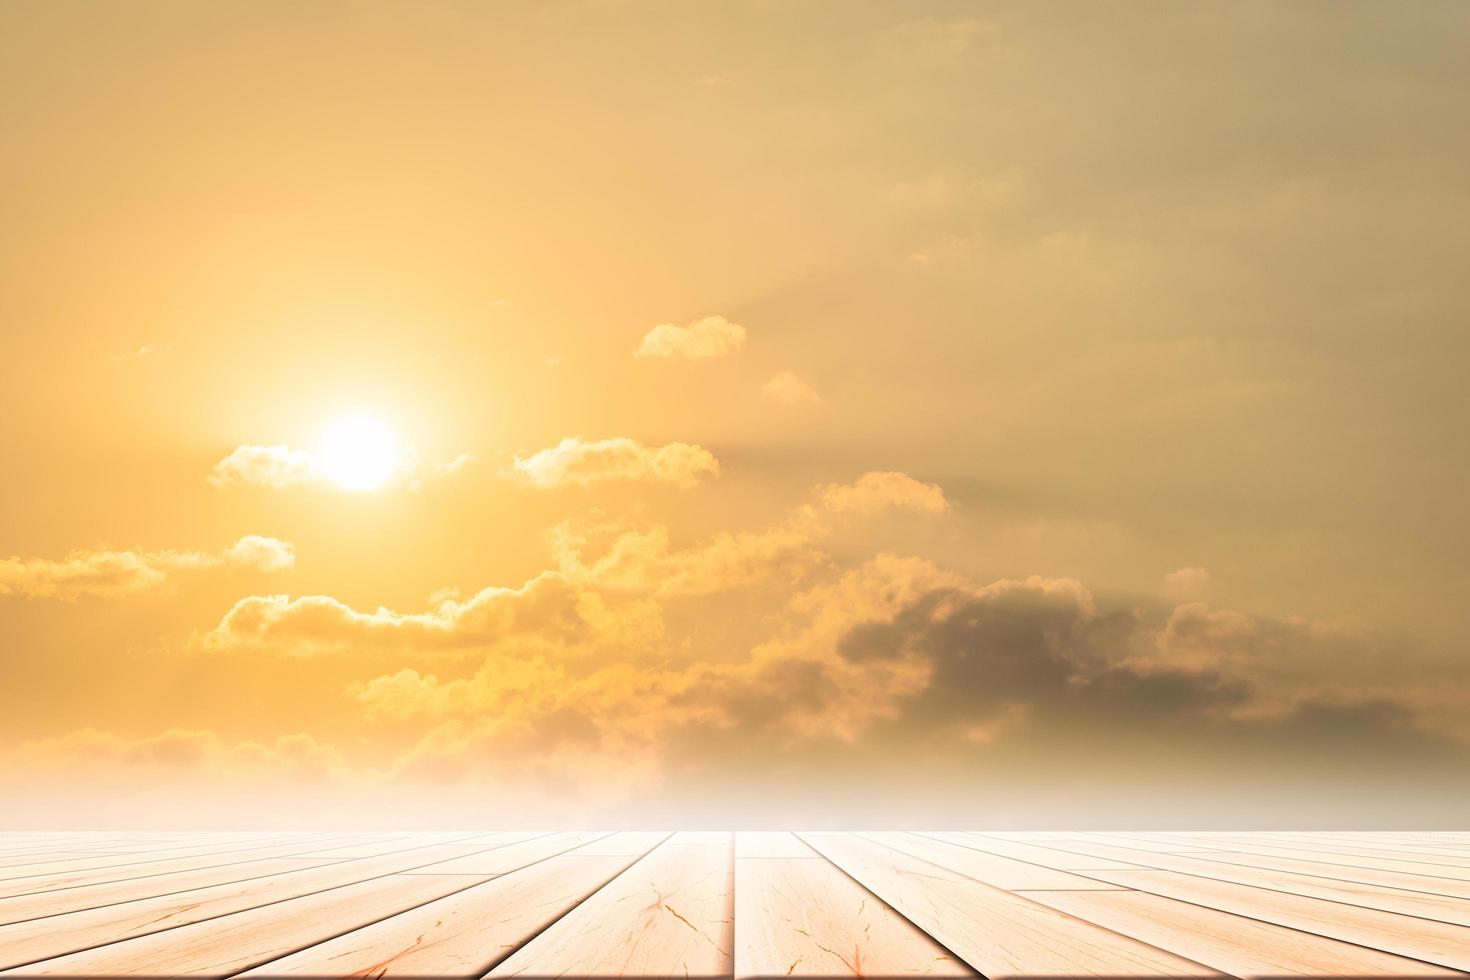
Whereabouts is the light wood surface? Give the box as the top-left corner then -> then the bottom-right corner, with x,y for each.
0,830 -> 1468,977
801,832 -> 1221,978
488,831 -> 728,978
735,832 -> 972,978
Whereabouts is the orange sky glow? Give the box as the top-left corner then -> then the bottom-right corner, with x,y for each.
3,1 -> 1469,828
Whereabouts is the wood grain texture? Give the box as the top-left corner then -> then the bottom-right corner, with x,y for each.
1196,849 -> 1470,898
0,855 -> 352,927
238,832 -> 664,978
872,832 -> 1126,890
801,833 -> 1219,979
1021,887 -> 1468,978
3,830 -> 1470,977
981,836 -> 1470,925
1080,867 -> 1470,971
736,836 -> 972,978
0,832 -> 366,889
0,832 -> 411,900
0,834 -> 509,968
400,832 -> 599,874
488,831 -> 728,979
0,873 -> 487,977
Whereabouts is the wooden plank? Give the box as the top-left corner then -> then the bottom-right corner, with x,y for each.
800,832 -> 1220,978
0,836 -> 140,858
404,832 -> 605,874
1021,887 -> 1467,978
736,831 -> 818,859
489,831 -> 729,978
0,833 -> 247,858
1217,832 -> 1470,858
237,832 -> 665,978
0,831 -> 363,885
1003,832 -> 1224,854
995,837 -> 1470,926
0,852 -> 112,871
1157,848 -> 1470,901
966,831 -> 1470,898
0,831 -> 431,900
569,832 -> 672,856
0,873 -> 485,977
0,834 -> 511,968
736,836 -> 972,978
0,855 -> 359,927
280,831 -> 471,858
1076,867 -> 1470,971
1165,840 -> 1470,882
945,833 -> 1152,871
876,832 -> 1126,890
1163,835 -> 1470,868
1257,833 -> 1470,859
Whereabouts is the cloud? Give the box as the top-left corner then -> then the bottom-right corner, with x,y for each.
202,570 -> 659,658
1163,565 -> 1211,596
809,470 -> 949,516
551,471 -> 952,595
222,535 -> 296,572
509,436 -> 719,489
208,445 -> 321,489
635,315 -> 746,360
344,543 -> 1466,820
551,520 -> 822,597
436,453 -> 477,475
0,536 -> 294,600
762,370 -> 822,406
173,467 -> 1470,822
205,470 -> 951,657
208,442 -> 472,491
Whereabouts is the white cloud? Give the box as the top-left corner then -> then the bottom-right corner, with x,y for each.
509,436 -> 719,489
635,315 -> 746,360
209,443 -> 470,491
223,535 -> 296,573
208,445 -> 321,489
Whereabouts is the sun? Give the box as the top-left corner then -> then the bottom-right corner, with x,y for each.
317,415 -> 400,491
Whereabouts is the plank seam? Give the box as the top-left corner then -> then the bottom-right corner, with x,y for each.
933,832 -> 1470,976
228,831 -> 665,979
855,833 -> 1223,979
0,832 -> 535,971
471,830 -> 679,980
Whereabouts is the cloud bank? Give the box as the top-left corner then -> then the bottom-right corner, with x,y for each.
0,536 -> 294,601
509,436 -> 719,489
635,316 -> 747,360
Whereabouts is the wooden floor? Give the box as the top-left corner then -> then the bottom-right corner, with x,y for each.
0,833 -> 1468,978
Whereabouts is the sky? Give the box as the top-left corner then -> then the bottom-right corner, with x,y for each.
2,1 -> 1468,828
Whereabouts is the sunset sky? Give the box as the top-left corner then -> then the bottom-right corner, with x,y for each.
3,1 -> 1468,827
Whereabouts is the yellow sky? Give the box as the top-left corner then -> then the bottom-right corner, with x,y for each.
3,1 -> 1469,827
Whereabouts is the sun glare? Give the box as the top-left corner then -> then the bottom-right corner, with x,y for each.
318,415 -> 400,491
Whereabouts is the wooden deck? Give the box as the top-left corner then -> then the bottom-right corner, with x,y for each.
0,832 -> 1468,977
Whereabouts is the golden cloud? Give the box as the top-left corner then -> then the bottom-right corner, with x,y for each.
509,436 -> 719,489
634,315 -> 746,360
207,444 -> 321,489
808,470 -> 950,516
147,466 -> 1470,821
762,370 -> 822,406
0,536 -> 294,600
203,570 -> 663,658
